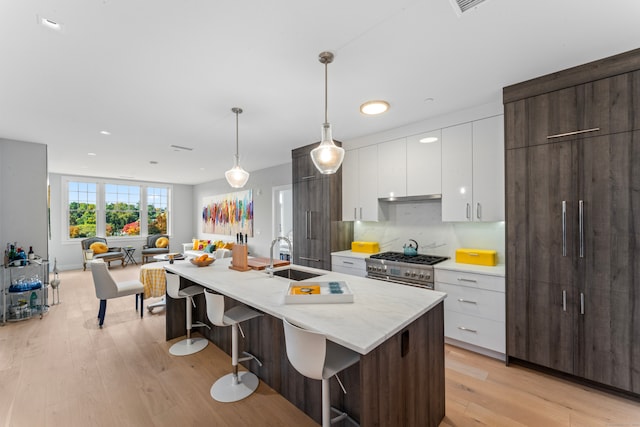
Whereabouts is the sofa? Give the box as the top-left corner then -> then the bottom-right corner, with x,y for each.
81,237 -> 125,271
182,241 -> 232,260
141,234 -> 170,264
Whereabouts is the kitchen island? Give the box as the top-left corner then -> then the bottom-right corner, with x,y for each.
165,259 -> 446,426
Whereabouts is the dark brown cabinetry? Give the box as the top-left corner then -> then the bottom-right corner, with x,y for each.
292,143 -> 352,270
505,48 -> 640,395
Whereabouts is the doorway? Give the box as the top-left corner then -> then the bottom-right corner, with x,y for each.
272,185 -> 292,260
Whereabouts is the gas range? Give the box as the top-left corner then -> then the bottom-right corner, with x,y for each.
366,252 -> 449,289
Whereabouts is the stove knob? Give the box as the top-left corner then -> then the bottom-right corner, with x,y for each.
419,273 -> 425,279
404,272 -> 410,277
411,272 -> 417,278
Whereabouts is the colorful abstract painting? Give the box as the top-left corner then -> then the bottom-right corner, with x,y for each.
201,189 -> 253,236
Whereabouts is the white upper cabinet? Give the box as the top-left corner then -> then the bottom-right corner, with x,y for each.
377,138 -> 407,199
441,116 -> 504,222
342,145 -> 379,221
472,115 -> 504,222
407,130 -> 442,197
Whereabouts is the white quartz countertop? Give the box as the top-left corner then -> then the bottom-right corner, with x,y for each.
434,259 -> 505,277
165,258 -> 446,355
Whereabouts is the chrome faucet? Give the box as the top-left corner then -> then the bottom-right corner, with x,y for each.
268,236 -> 292,277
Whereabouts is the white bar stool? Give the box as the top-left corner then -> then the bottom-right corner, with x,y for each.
204,289 -> 263,402
166,272 -> 209,356
283,317 -> 360,427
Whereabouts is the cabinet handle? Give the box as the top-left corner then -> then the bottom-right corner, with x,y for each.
457,277 -> 477,283
457,298 -> 477,305
562,201 -> 567,257
476,202 -> 481,220
562,290 -> 567,312
342,261 -> 354,265
579,200 -> 584,258
458,326 -> 477,333
359,207 -> 363,220
305,211 -> 309,239
354,207 -> 357,220
466,203 -> 471,220
300,256 -> 321,262
580,292 -> 585,315
546,127 -> 600,140
301,175 -> 315,180
308,211 -> 314,239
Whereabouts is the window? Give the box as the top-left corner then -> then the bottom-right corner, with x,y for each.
148,187 -> 168,234
65,178 -> 171,240
105,184 -> 140,236
68,182 -> 97,238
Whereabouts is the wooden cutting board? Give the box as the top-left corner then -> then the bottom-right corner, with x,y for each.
247,257 -> 290,270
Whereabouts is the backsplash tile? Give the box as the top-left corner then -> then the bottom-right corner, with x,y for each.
354,201 -> 505,263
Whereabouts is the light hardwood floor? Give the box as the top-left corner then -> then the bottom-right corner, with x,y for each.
1,266 -> 638,426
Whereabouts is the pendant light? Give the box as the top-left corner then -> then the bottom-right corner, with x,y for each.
310,51 -> 344,174
225,107 -> 250,188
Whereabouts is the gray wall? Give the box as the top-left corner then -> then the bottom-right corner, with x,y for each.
193,163 -> 291,258
0,138 -> 49,261
48,173 -> 194,270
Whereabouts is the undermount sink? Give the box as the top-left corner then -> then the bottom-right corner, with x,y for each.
269,267 -> 324,281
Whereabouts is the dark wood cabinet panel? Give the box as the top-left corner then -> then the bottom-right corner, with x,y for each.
505,48 -> 640,396
505,69 -> 640,150
291,142 -> 352,270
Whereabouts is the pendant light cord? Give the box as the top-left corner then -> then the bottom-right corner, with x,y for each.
235,110 -> 239,157
324,60 -> 329,124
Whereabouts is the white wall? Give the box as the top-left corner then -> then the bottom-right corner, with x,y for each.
0,138 -> 49,260
48,173 -> 194,270
193,163 -> 291,258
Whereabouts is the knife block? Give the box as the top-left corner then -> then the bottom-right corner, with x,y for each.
229,244 -> 251,272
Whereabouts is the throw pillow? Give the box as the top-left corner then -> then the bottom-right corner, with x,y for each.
192,239 -> 199,250
89,242 -> 108,254
204,244 -> 215,253
155,237 -> 169,248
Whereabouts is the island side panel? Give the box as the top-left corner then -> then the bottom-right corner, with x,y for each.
359,302 -> 445,427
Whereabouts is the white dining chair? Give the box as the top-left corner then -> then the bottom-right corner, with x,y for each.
90,259 -> 144,328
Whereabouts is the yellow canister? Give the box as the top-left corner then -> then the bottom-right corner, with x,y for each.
455,248 -> 498,266
351,241 -> 380,253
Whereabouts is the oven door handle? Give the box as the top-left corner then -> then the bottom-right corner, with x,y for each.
366,274 -> 433,289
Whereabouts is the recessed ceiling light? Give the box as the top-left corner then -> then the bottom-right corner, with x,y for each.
419,137 -> 439,144
360,100 -> 390,116
149,161 -> 158,165
87,152 -> 97,156
38,15 -> 62,31
424,97 -> 435,103
100,130 -> 111,135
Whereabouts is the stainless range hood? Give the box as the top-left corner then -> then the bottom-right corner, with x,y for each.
378,194 -> 442,203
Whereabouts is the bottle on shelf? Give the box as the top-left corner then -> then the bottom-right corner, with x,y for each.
30,291 -> 37,308
28,246 -> 34,260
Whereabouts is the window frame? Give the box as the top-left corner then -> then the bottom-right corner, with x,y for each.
62,176 -> 172,242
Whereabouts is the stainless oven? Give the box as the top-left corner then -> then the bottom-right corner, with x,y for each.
365,252 -> 448,290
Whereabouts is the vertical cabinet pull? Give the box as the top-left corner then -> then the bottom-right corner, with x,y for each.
580,292 -> 585,315
562,290 -> 567,312
308,211 -> 313,239
562,201 -> 567,257
353,207 -> 357,220
466,203 -> 471,220
359,207 -> 363,220
476,202 -> 481,219
579,200 -> 584,258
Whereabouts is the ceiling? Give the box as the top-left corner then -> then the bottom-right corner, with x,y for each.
1,0 -> 639,185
